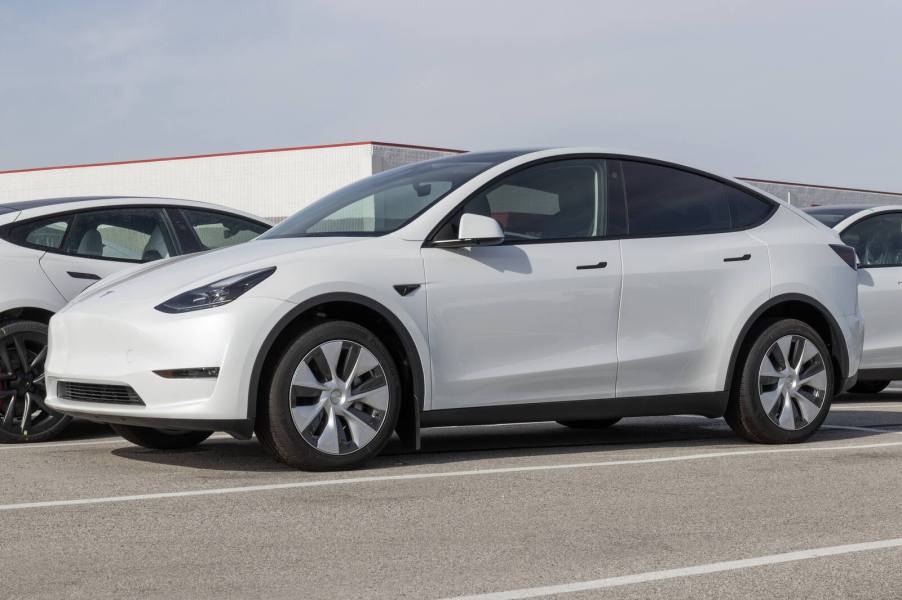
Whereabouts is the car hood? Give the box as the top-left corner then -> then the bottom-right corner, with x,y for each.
70,237 -> 365,307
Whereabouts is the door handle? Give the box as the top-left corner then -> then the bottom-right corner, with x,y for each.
723,254 -> 751,263
576,261 -> 608,270
67,271 -> 101,281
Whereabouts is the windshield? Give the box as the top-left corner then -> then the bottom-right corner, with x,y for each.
262,151 -> 531,238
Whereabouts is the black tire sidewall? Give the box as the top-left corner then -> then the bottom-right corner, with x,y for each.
0,320 -> 73,443
737,319 -> 834,443
260,321 -> 401,470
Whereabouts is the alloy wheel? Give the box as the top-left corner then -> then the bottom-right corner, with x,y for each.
288,340 -> 390,455
0,331 -> 56,439
758,334 -> 829,431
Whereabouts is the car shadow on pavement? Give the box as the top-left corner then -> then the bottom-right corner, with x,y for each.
107,409 -> 902,473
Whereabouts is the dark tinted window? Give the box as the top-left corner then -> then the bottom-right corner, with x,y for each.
64,208 -> 175,262
8,216 -> 71,249
726,187 -> 773,228
180,209 -> 269,250
841,212 -> 902,267
449,159 -> 607,241
804,206 -> 868,228
622,161 -> 770,236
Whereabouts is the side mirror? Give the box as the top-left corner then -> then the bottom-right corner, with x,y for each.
433,213 -> 505,248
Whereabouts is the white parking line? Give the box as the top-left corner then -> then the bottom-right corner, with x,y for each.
439,537 -> 902,599
1,438 -> 902,512
824,424 -> 902,435
0,433 -> 235,451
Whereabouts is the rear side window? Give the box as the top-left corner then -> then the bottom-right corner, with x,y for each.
621,161 -> 771,236
180,209 -> 269,250
7,217 -> 71,249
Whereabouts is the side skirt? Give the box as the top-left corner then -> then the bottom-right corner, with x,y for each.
419,392 -> 728,428
857,368 -> 902,383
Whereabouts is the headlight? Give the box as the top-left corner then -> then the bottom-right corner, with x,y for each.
155,267 -> 276,314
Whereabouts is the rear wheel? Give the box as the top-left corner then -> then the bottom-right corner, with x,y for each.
848,380 -> 890,394
256,320 -> 401,471
0,320 -> 72,443
110,424 -> 213,449
726,319 -> 833,444
557,418 -> 621,429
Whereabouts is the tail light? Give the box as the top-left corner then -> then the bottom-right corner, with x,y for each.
830,244 -> 858,270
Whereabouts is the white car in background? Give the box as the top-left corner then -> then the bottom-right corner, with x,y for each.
806,204 -> 902,393
45,149 -> 864,470
0,196 -> 271,442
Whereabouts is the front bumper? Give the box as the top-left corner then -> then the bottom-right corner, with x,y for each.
45,296 -> 294,432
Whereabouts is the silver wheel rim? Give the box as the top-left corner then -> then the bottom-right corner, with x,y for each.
288,340 -> 389,456
758,334 -> 829,431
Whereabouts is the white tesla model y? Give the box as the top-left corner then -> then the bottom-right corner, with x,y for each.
0,196 -> 270,442
45,150 -> 864,469
806,204 -> 902,393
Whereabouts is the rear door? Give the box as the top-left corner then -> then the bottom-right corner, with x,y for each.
38,207 -> 177,301
840,211 -> 902,370
614,160 -> 773,397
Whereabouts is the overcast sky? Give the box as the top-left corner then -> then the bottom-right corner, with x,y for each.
1,0 -> 900,189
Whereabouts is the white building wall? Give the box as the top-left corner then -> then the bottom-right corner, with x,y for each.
0,142 -> 458,221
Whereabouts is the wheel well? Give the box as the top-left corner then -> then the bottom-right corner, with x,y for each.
0,307 -> 54,328
729,299 -> 846,398
251,299 -> 423,448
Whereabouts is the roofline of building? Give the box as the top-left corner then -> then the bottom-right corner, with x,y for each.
0,140 -> 466,175
738,176 -> 902,198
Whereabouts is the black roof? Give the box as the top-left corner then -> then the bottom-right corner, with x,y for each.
0,196 -> 138,212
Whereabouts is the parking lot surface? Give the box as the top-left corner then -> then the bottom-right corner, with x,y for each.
4,392 -> 902,599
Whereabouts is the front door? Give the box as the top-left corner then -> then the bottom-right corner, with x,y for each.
422,157 -> 623,409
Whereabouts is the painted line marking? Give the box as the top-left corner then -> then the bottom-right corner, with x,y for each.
824,424 -> 902,435
439,537 -> 902,600
1,438 -> 902,512
0,433 -> 235,451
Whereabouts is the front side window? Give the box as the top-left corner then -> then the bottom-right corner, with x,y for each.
8,217 -> 71,249
65,209 -> 175,262
841,212 -> 902,267
263,151 -> 529,239
621,161 -> 771,236
180,209 -> 269,250
442,158 -> 610,241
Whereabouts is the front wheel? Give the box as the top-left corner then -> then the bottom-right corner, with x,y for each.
726,319 -> 833,444
111,424 -> 213,449
0,320 -> 73,443
256,320 -> 401,471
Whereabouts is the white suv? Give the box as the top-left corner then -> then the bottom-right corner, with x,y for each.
44,149 -> 864,469
0,196 -> 270,442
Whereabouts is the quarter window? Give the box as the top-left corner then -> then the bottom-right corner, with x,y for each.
65,209 -> 175,262
451,159 -> 608,241
8,217 -> 70,249
841,213 -> 902,267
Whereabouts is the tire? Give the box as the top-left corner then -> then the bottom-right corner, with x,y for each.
110,424 -> 213,449
256,320 -> 401,471
557,418 -> 621,429
725,318 -> 834,444
848,380 -> 890,395
0,320 -> 73,443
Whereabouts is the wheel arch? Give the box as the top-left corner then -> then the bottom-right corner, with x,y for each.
247,292 -> 425,449
0,306 -> 55,327
724,293 -> 850,402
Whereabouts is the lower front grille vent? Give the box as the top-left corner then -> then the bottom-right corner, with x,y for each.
57,382 -> 145,406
